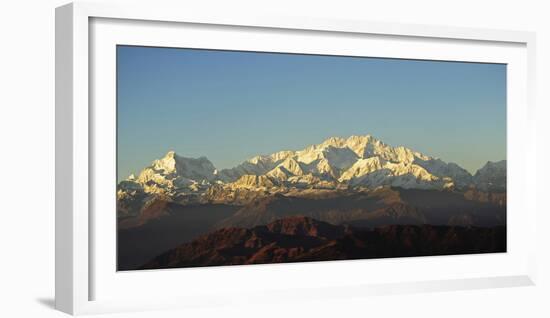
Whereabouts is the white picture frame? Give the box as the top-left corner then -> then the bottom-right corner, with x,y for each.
55,2 -> 537,315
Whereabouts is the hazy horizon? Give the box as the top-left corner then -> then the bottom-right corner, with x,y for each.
117,46 -> 506,181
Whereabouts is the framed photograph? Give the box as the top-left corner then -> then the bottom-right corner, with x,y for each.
56,2 -> 537,315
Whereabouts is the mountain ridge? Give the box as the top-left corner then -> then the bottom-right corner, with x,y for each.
117,135 -> 506,217
140,216 -> 506,269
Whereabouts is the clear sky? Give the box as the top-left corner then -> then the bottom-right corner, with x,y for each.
117,45 -> 506,181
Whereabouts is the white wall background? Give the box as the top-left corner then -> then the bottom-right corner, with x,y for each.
0,0 -> 547,317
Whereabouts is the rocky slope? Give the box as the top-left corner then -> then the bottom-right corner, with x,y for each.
117,200 -> 240,270
141,216 -> 506,269
118,187 -> 506,270
215,187 -> 506,229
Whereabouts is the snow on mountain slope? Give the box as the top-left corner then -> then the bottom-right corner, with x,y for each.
227,175 -> 275,190
473,160 -> 506,191
320,146 -> 359,171
217,151 -> 295,182
276,157 -> 306,176
344,135 -> 429,162
413,158 -> 473,189
124,151 -> 217,196
117,135 -> 505,200
150,151 -> 216,180
265,166 -> 292,182
346,161 -> 453,190
339,157 -> 386,182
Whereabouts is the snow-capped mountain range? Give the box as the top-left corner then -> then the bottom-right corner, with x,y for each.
118,135 -> 506,208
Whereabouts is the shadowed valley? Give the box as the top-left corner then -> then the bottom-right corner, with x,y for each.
117,135 -> 506,270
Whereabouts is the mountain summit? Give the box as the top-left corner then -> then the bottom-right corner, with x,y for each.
473,160 -> 506,191
117,135 -> 505,212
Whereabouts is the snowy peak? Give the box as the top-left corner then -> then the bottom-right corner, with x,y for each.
118,135 -> 505,197
151,150 -> 178,173
121,151 -> 218,197
344,134 -> 377,158
478,160 -> 506,171
473,160 -> 506,191
413,157 -> 473,189
150,151 -> 216,181
276,157 -> 305,176
320,136 -> 348,148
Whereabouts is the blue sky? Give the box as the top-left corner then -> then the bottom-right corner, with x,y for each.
117,45 -> 506,181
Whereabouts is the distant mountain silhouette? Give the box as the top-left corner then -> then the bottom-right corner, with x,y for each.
142,216 -> 506,269
118,187 -> 506,270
